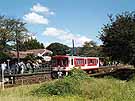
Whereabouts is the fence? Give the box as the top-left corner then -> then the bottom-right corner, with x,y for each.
0,63 -> 52,84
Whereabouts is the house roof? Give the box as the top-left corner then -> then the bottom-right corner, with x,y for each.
10,49 -> 52,58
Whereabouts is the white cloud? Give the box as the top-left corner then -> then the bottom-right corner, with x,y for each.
50,11 -> 55,15
43,27 -> 67,36
23,3 -> 54,24
43,27 -> 91,46
23,12 -> 49,24
31,3 -> 55,15
27,32 -> 36,39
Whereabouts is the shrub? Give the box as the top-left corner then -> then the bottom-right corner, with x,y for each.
32,68 -> 90,96
67,68 -> 90,80
33,79 -> 79,96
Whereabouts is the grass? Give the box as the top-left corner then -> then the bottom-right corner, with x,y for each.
0,84 -> 87,101
0,69 -> 135,101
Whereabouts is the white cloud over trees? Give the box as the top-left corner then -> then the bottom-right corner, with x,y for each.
43,27 -> 91,46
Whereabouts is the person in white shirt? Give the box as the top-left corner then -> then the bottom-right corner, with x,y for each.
1,62 -> 7,71
1,62 -> 7,84
20,61 -> 26,74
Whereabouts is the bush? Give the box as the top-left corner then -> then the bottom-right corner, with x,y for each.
33,79 -> 79,96
67,68 -> 90,80
32,68 -> 90,96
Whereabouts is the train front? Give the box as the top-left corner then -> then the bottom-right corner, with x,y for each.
51,56 -> 69,78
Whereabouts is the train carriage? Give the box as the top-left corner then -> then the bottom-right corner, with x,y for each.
51,55 -> 100,78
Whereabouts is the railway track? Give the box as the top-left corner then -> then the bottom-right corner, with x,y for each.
89,66 -> 135,80
1,65 -> 134,88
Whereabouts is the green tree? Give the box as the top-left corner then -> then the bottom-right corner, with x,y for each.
46,42 -> 70,56
0,16 -> 28,51
19,38 -> 45,51
0,52 -> 11,61
24,53 -> 36,61
9,18 -> 28,62
0,16 -> 13,51
78,41 -> 102,57
100,11 -> 135,66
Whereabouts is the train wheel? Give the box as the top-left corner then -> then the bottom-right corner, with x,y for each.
86,70 -> 92,74
51,71 -> 58,79
91,70 -> 98,74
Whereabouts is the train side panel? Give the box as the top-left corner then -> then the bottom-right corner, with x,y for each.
51,56 -> 100,72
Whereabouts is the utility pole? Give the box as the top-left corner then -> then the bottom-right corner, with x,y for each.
72,39 -> 75,56
16,32 -> 20,63
16,40 -> 20,63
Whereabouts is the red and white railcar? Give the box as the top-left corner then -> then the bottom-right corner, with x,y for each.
51,55 -> 100,78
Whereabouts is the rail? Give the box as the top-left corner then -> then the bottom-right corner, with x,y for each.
1,65 -> 133,88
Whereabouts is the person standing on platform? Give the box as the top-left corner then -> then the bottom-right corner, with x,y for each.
1,62 -> 7,86
1,62 -> 7,71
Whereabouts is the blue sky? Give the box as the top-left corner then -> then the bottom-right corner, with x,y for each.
0,0 -> 134,47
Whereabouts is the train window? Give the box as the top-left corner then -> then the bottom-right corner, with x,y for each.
87,59 -> 97,66
75,58 -> 85,66
51,58 -> 57,66
52,57 -> 68,67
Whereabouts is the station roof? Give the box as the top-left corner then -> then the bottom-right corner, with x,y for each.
10,49 -> 52,58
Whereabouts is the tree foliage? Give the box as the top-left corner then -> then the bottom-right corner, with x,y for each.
24,53 -> 36,61
0,15 -> 28,52
78,41 -> 103,57
19,38 -> 45,51
100,11 -> 135,66
0,52 -> 11,61
0,16 -> 13,51
46,42 -> 70,56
